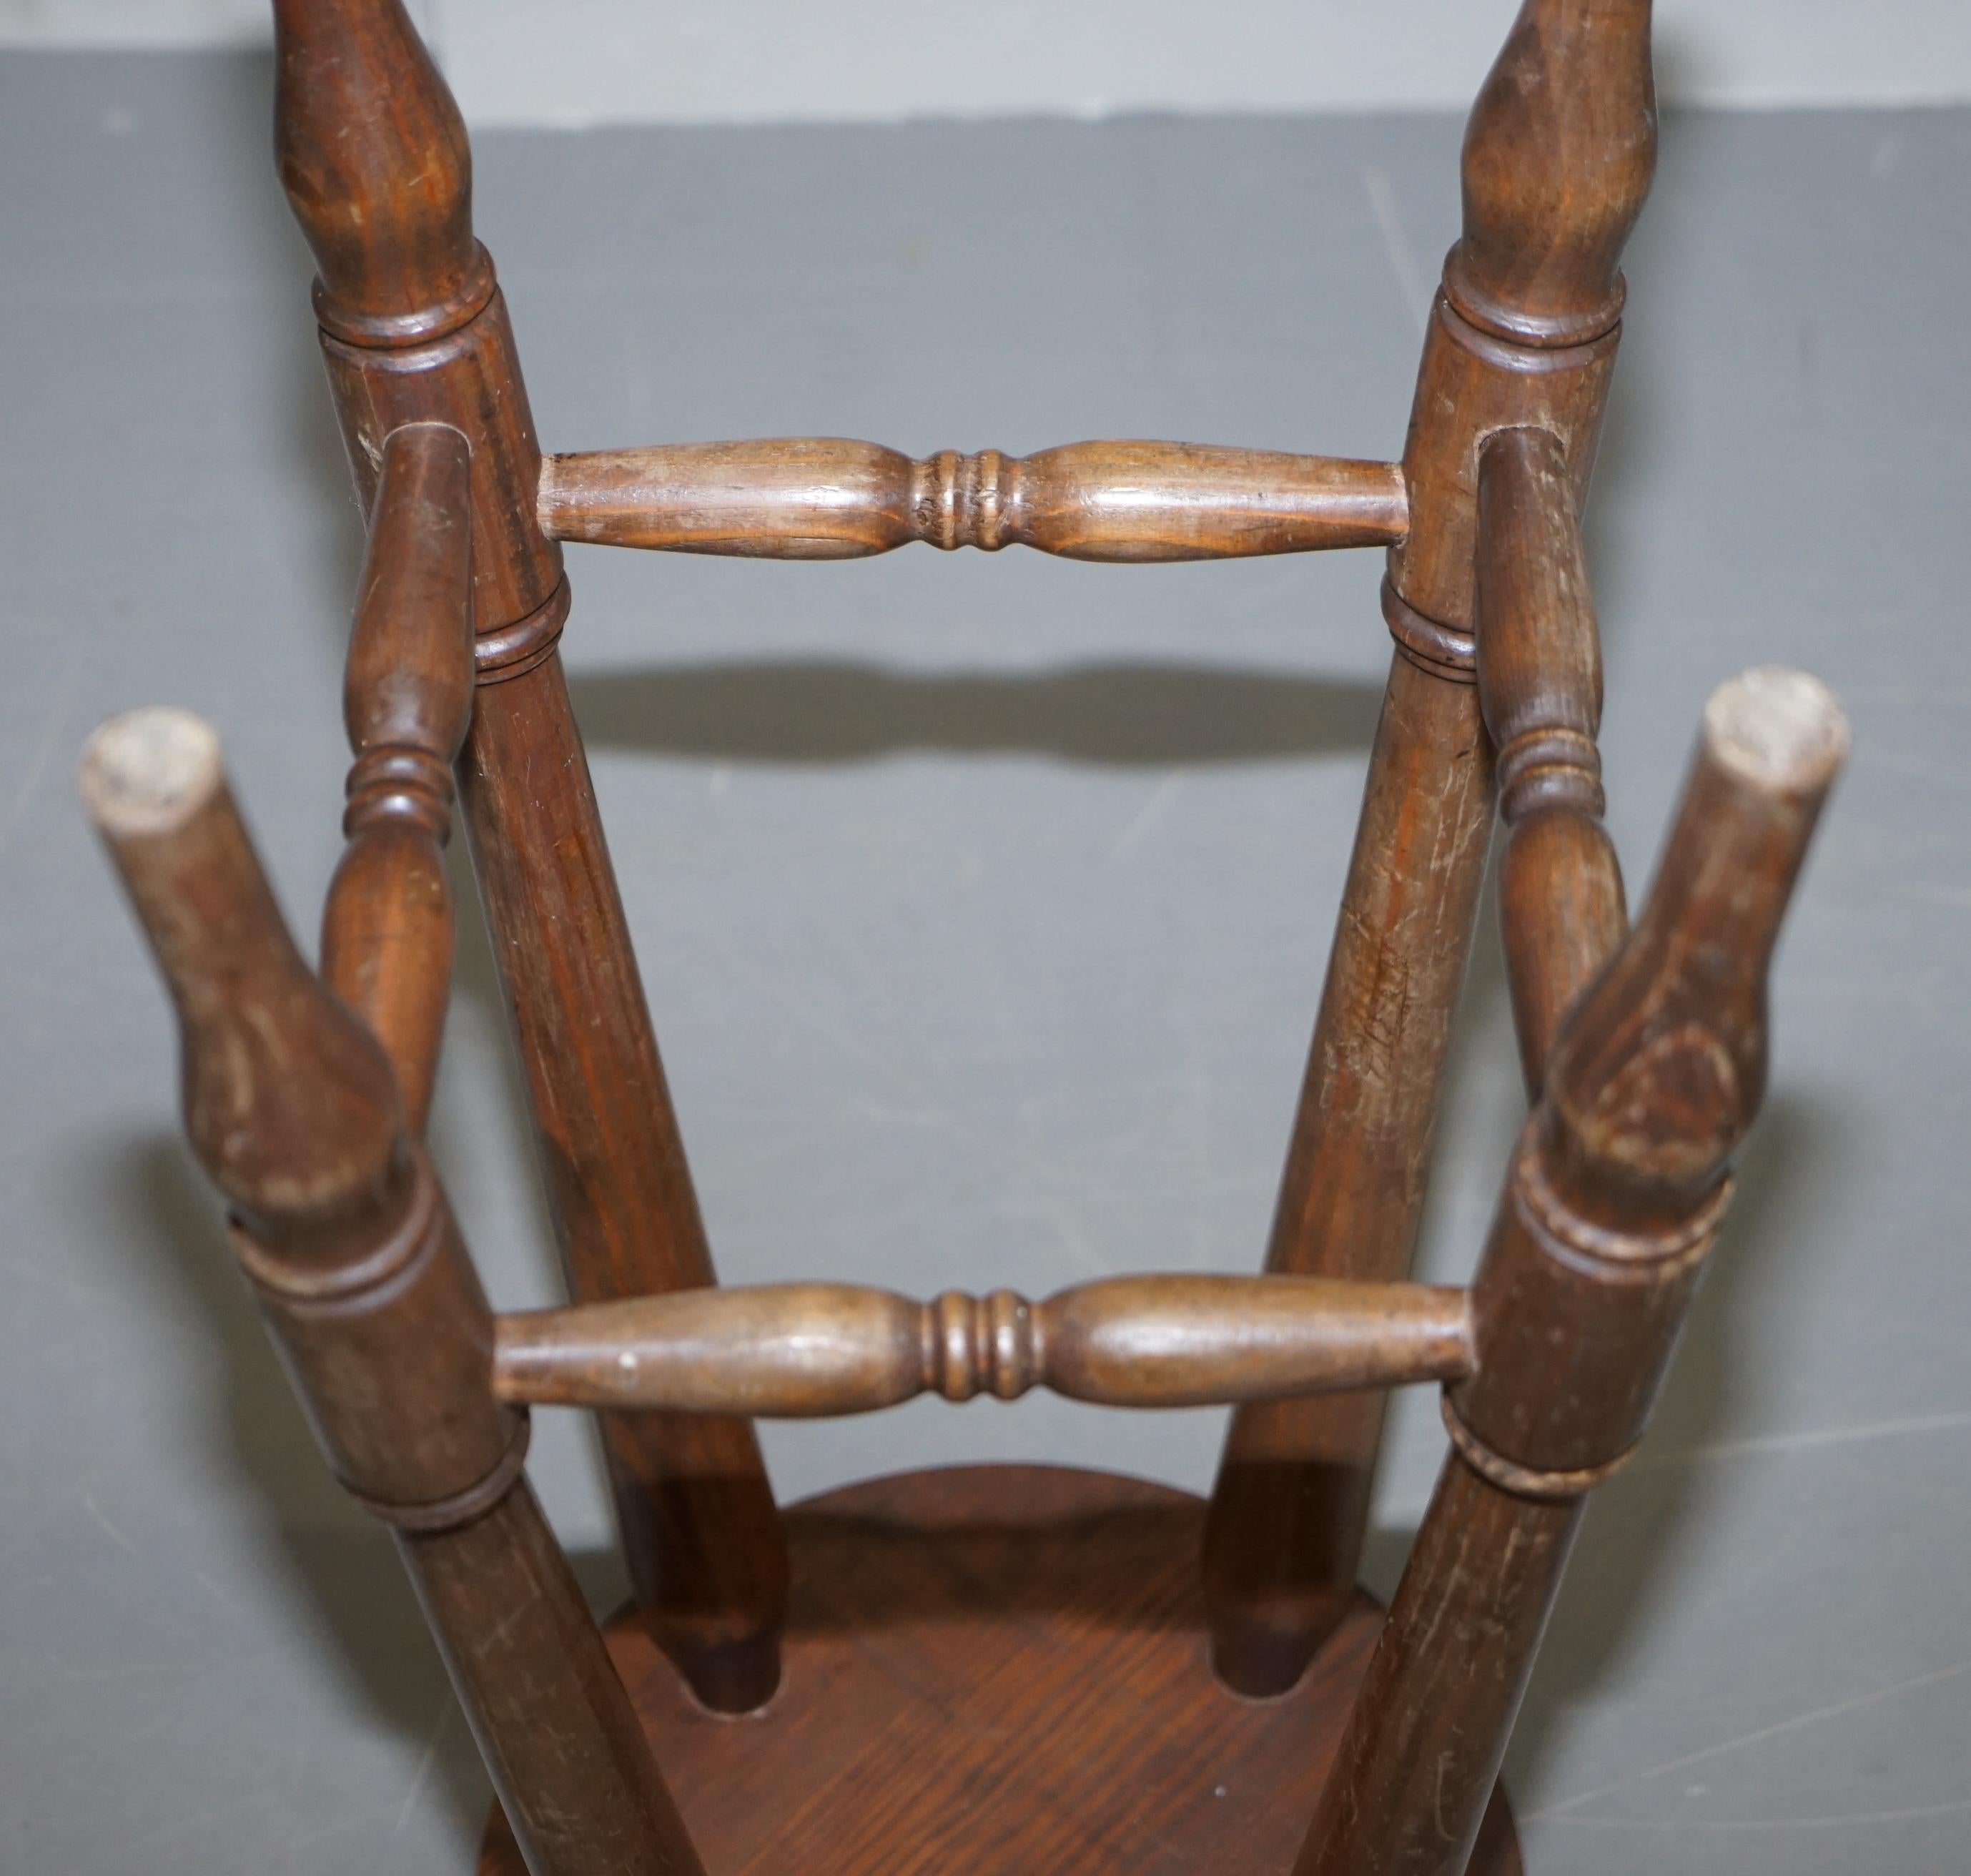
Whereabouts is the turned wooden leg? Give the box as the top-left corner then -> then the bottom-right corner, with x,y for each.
460,642 -> 789,1710
1205,0 -> 1657,1697
1298,668 -> 1848,1876
270,0 -> 786,1711
1204,647 -> 1493,1694
1475,422 -> 1628,1092
320,421 -> 475,1133
83,711 -> 706,1876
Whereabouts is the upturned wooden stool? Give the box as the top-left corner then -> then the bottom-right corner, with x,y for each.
83,4 -> 1852,1873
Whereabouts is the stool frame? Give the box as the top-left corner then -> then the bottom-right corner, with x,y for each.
84,4 -> 1849,1873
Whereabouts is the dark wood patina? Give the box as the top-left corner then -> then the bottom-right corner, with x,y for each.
86,4 -> 1847,1872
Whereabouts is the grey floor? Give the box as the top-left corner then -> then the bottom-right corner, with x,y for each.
4,49 -> 1969,1876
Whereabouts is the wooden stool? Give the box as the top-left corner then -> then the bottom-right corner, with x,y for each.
81,5 -> 1851,1874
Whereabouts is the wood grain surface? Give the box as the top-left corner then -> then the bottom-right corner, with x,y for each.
1474,423 -> 1626,1093
82,709 -> 704,1876
478,1466 -> 1521,1876
538,439 -> 1407,560
1296,668 -> 1849,1876
492,1275 -> 1475,1416
1205,0 -> 1659,1702
272,0 -> 789,1708
320,421 -> 475,1132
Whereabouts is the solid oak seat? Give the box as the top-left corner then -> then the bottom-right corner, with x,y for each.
477,1467 -> 1521,1876
83,4 -> 1852,1875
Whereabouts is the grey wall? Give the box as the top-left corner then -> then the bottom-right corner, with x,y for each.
2,46 -> 1968,1876
4,0 -> 1971,118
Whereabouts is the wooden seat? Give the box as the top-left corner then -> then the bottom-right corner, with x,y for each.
475,1466 -> 1524,1876
81,4 -> 1850,1874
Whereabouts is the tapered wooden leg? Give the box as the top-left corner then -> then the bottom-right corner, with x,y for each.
1204,648 -> 1493,1695
463,638 -> 787,1711
1296,1455 -> 1574,1876
270,0 -> 786,1709
1205,0 -> 1658,1697
83,710 -> 706,1876
407,1485 -> 707,1875
1299,668 -> 1849,1876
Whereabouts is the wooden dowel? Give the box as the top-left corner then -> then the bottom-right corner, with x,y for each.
320,423 -> 475,1131
273,0 -> 789,1712
537,439 -> 1408,561
1476,424 -> 1627,1092
1299,666 -> 1848,1876
492,1276 -> 1475,1416
1205,0 -> 1660,1701
81,708 -> 705,1876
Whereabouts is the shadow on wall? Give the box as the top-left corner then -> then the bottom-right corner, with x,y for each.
564,661 -> 1385,766
94,1136 -> 495,1850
